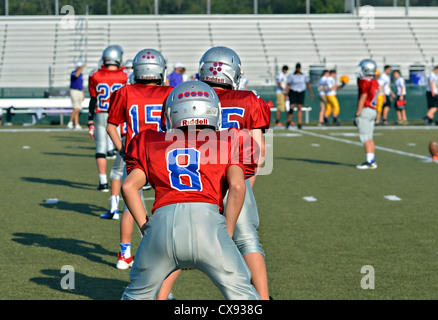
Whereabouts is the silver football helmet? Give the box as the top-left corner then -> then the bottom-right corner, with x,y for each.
132,49 -> 167,84
199,46 -> 242,90
124,59 -> 133,69
357,59 -> 377,78
165,81 -> 221,131
102,45 -> 123,67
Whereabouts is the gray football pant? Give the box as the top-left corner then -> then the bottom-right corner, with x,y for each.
121,203 -> 260,300
93,112 -> 109,156
357,107 -> 377,144
224,179 -> 265,257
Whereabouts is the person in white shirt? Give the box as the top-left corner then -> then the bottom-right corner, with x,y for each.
423,66 -> 438,125
380,65 -> 395,125
275,65 -> 289,127
318,70 -> 329,126
393,70 -> 408,125
323,70 -> 343,126
285,63 -> 314,129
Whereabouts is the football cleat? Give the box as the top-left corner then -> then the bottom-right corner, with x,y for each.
116,253 -> 134,270
100,210 -> 119,220
356,161 -> 377,169
97,183 -> 109,192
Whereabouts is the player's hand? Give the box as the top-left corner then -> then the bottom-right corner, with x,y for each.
140,223 -> 147,236
353,115 -> 359,127
88,123 -> 95,140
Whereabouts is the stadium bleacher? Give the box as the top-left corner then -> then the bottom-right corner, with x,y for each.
0,9 -> 437,90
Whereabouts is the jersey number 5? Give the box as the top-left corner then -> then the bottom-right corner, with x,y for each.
167,148 -> 202,191
129,104 -> 163,137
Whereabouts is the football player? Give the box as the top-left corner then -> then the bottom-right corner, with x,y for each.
121,81 -> 261,300
88,45 -> 128,192
105,49 -> 173,272
324,70 -> 344,126
355,59 -> 380,169
160,46 -> 271,299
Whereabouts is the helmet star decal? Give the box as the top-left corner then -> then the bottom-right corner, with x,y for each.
209,62 -> 223,76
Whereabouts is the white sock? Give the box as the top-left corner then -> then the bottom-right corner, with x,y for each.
366,153 -> 375,163
99,174 -> 107,185
110,195 -> 120,212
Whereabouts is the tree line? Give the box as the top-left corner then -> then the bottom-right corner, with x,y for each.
1,0 -> 438,16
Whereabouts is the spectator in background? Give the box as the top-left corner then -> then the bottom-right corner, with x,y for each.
393,70 -> 408,125
318,69 -> 329,126
124,59 -> 134,77
374,69 -> 386,125
181,67 -> 189,82
285,63 -> 314,129
323,70 -> 343,126
379,65 -> 395,125
423,66 -> 438,125
165,62 -> 185,87
67,61 -> 86,130
190,73 -> 200,81
275,65 -> 289,127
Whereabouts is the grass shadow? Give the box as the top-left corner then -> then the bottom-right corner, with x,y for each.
12,233 -> 115,268
21,177 -> 96,190
40,200 -> 107,217
30,269 -> 128,300
276,157 -> 356,167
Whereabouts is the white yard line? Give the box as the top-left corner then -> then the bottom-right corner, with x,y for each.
284,129 -> 431,161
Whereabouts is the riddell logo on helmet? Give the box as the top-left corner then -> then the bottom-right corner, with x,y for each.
182,118 -> 209,126
205,76 -> 225,83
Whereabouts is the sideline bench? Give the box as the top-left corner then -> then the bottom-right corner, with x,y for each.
270,106 -> 313,124
0,98 -> 90,125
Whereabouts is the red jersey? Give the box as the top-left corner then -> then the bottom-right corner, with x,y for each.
358,77 -> 380,109
160,89 -> 271,132
125,128 -> 259,213
108,84 -> 173,153
88,66 -> 128,114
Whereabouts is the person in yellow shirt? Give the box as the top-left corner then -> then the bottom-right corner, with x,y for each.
375,70 -> 386,125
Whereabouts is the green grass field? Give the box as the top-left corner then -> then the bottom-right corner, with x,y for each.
1,124 -> 437,300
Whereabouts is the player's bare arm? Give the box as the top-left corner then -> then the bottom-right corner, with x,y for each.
106,123 -> 123,153
224,165 -> 246,238
121,168 -> 148,233
356,93 -> 367,116
248,128 -> 265,187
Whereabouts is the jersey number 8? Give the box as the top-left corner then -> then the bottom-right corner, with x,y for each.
167,148 -> 203,191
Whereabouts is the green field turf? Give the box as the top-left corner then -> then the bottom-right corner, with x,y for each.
1,124 -> 437,300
